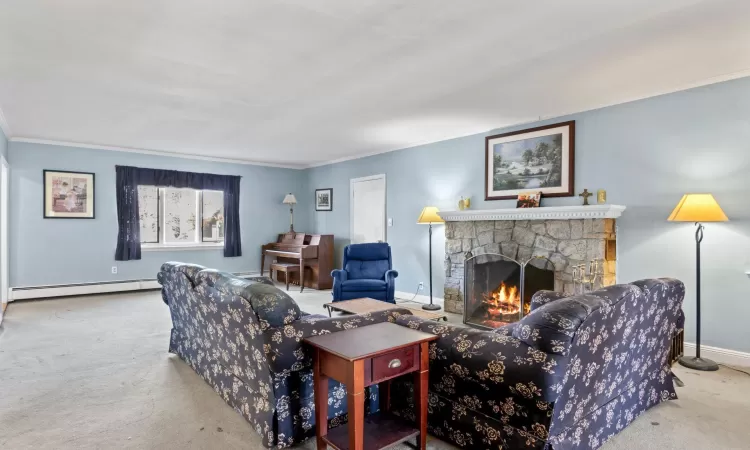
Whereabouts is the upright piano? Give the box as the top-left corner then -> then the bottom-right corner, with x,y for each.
261,232 -> 334,290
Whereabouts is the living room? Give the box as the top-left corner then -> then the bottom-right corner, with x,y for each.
1,1 -> 749,449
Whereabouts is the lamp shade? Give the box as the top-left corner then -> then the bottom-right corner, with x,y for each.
668,194 -> 728,222
282,193 -> 297,205
417,206 -> 444,224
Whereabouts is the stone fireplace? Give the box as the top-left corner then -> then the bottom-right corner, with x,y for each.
440,205 -> 625,318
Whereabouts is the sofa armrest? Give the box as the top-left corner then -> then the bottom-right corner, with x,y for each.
385,269 -> 398,282
530,290 -> 568,312
263,308 -> 413,374
331,269 -> 348,282
395,315 -> 566,403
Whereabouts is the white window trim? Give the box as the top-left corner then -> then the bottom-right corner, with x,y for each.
141,187 -> 224,250
142,242 -> 223,252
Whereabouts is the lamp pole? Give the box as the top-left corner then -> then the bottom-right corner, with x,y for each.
423,222 -> 440,311
678,222 -> 718,371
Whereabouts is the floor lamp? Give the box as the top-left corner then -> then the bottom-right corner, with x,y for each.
668,194 -> 728,371
417,206 -> 444,311
283,193 -> 297,232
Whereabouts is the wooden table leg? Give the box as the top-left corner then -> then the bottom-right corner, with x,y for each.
414,341 -> 429,450
313,349 -> 329,450
299,259 -> 305,292
379,379 -> 391,413
347,359 -> 365,450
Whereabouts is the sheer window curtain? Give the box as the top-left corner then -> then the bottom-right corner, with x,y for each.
114,166 -> 242,261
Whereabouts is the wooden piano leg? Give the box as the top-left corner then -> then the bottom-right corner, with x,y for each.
299,259 -> 305,293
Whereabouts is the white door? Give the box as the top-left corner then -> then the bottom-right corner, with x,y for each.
0,156 -> 8,307
350,174 -> 386,244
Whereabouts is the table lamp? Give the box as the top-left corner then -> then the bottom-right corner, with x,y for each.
417,206 -> 445,311
283,193 -> 297,232
668,193 -> 728,371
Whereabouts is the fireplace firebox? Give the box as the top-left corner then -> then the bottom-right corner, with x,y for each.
464,254 -> 555,330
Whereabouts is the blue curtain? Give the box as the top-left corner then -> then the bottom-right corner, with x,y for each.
114,165 -> 242,261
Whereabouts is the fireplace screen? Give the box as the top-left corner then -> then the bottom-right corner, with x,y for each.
464,254 -> 555,330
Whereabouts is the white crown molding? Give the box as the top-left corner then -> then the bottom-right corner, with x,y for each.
438,205 -> 626,222
303,69 -> 750,169
9,137 -> 306,169
4,71 -> 750,170
0,105 -> 11,138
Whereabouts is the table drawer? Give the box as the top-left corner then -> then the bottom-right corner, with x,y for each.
371,345 -> 418,383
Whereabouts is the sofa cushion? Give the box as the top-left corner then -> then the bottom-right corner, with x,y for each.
195,269 -> 274,292
513,284 -> 640,355
195,269 -> 301,330
243,283 -> 302,330
158,261 -> 206,284
341,279 -> 387,291
345,243 -> 390,261
344,260 -> 390,280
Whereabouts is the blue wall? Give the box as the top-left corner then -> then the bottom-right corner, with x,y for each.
306,76 -> 750,352
8,142 -> 308,286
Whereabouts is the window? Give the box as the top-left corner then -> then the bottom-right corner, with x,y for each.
137,186 -> 224,249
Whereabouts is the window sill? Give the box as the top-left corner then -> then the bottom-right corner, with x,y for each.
142,243 -> 224,252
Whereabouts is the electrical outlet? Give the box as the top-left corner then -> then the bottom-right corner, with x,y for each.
418,282 -> 424,291
111,266 -> 118,274
387,218 -> 393,227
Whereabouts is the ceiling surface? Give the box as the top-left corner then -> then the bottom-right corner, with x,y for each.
1,0 -> 749,168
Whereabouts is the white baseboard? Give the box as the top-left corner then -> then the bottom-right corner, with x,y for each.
9,279 -> 162,301
395,290 -> 444,306
9,270 -> 262,301
684,342 -> 750,368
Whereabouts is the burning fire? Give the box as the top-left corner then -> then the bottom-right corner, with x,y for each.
482,281 -> 523,317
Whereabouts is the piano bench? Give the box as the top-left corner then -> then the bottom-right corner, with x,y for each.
270,262 -> 304,292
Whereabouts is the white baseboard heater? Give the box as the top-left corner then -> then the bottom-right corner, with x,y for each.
9,271 -> 260,301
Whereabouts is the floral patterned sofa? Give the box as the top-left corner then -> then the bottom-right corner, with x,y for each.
157,262 -> 412,448
390,278 -> 685,450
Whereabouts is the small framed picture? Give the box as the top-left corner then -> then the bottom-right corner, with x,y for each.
516,192 -> 541,209
43,170 -> 95,219
315,188 -> 333,211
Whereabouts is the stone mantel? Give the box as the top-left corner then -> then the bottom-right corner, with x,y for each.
438,205 -> 626,222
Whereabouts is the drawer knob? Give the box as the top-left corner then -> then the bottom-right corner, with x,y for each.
388,359 -> 402,369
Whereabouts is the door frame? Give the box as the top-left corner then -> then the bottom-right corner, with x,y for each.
349,174 -> 387,244
1,155 -> 8,306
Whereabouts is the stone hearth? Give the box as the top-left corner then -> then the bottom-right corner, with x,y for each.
440,206 -> 624,315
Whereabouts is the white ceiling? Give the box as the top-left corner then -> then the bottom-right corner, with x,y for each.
1,0 -> 749,168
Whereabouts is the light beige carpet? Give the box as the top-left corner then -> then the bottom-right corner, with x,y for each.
1,288 -> 749,449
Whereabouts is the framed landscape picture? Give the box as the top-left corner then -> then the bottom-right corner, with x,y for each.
43,170 -> 95,218
315,188 -> 333,211
485,120 -> 575,200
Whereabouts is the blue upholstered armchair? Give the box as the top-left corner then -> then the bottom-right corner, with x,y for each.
331,243 -> 398,303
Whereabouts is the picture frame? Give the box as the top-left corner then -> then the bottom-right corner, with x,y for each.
43,170 -> 95,219
315,188 -> 333,211
485,120 -> 575,200
516,192 -> 542,208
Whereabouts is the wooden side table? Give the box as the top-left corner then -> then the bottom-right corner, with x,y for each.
304,322 -> 437,450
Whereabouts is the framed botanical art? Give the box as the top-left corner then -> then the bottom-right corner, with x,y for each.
43,170 -> 95,219
485,120 -> 575,200
315,188 -> 333,211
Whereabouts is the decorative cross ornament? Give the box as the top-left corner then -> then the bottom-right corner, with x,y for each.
579,189 -> 593,206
